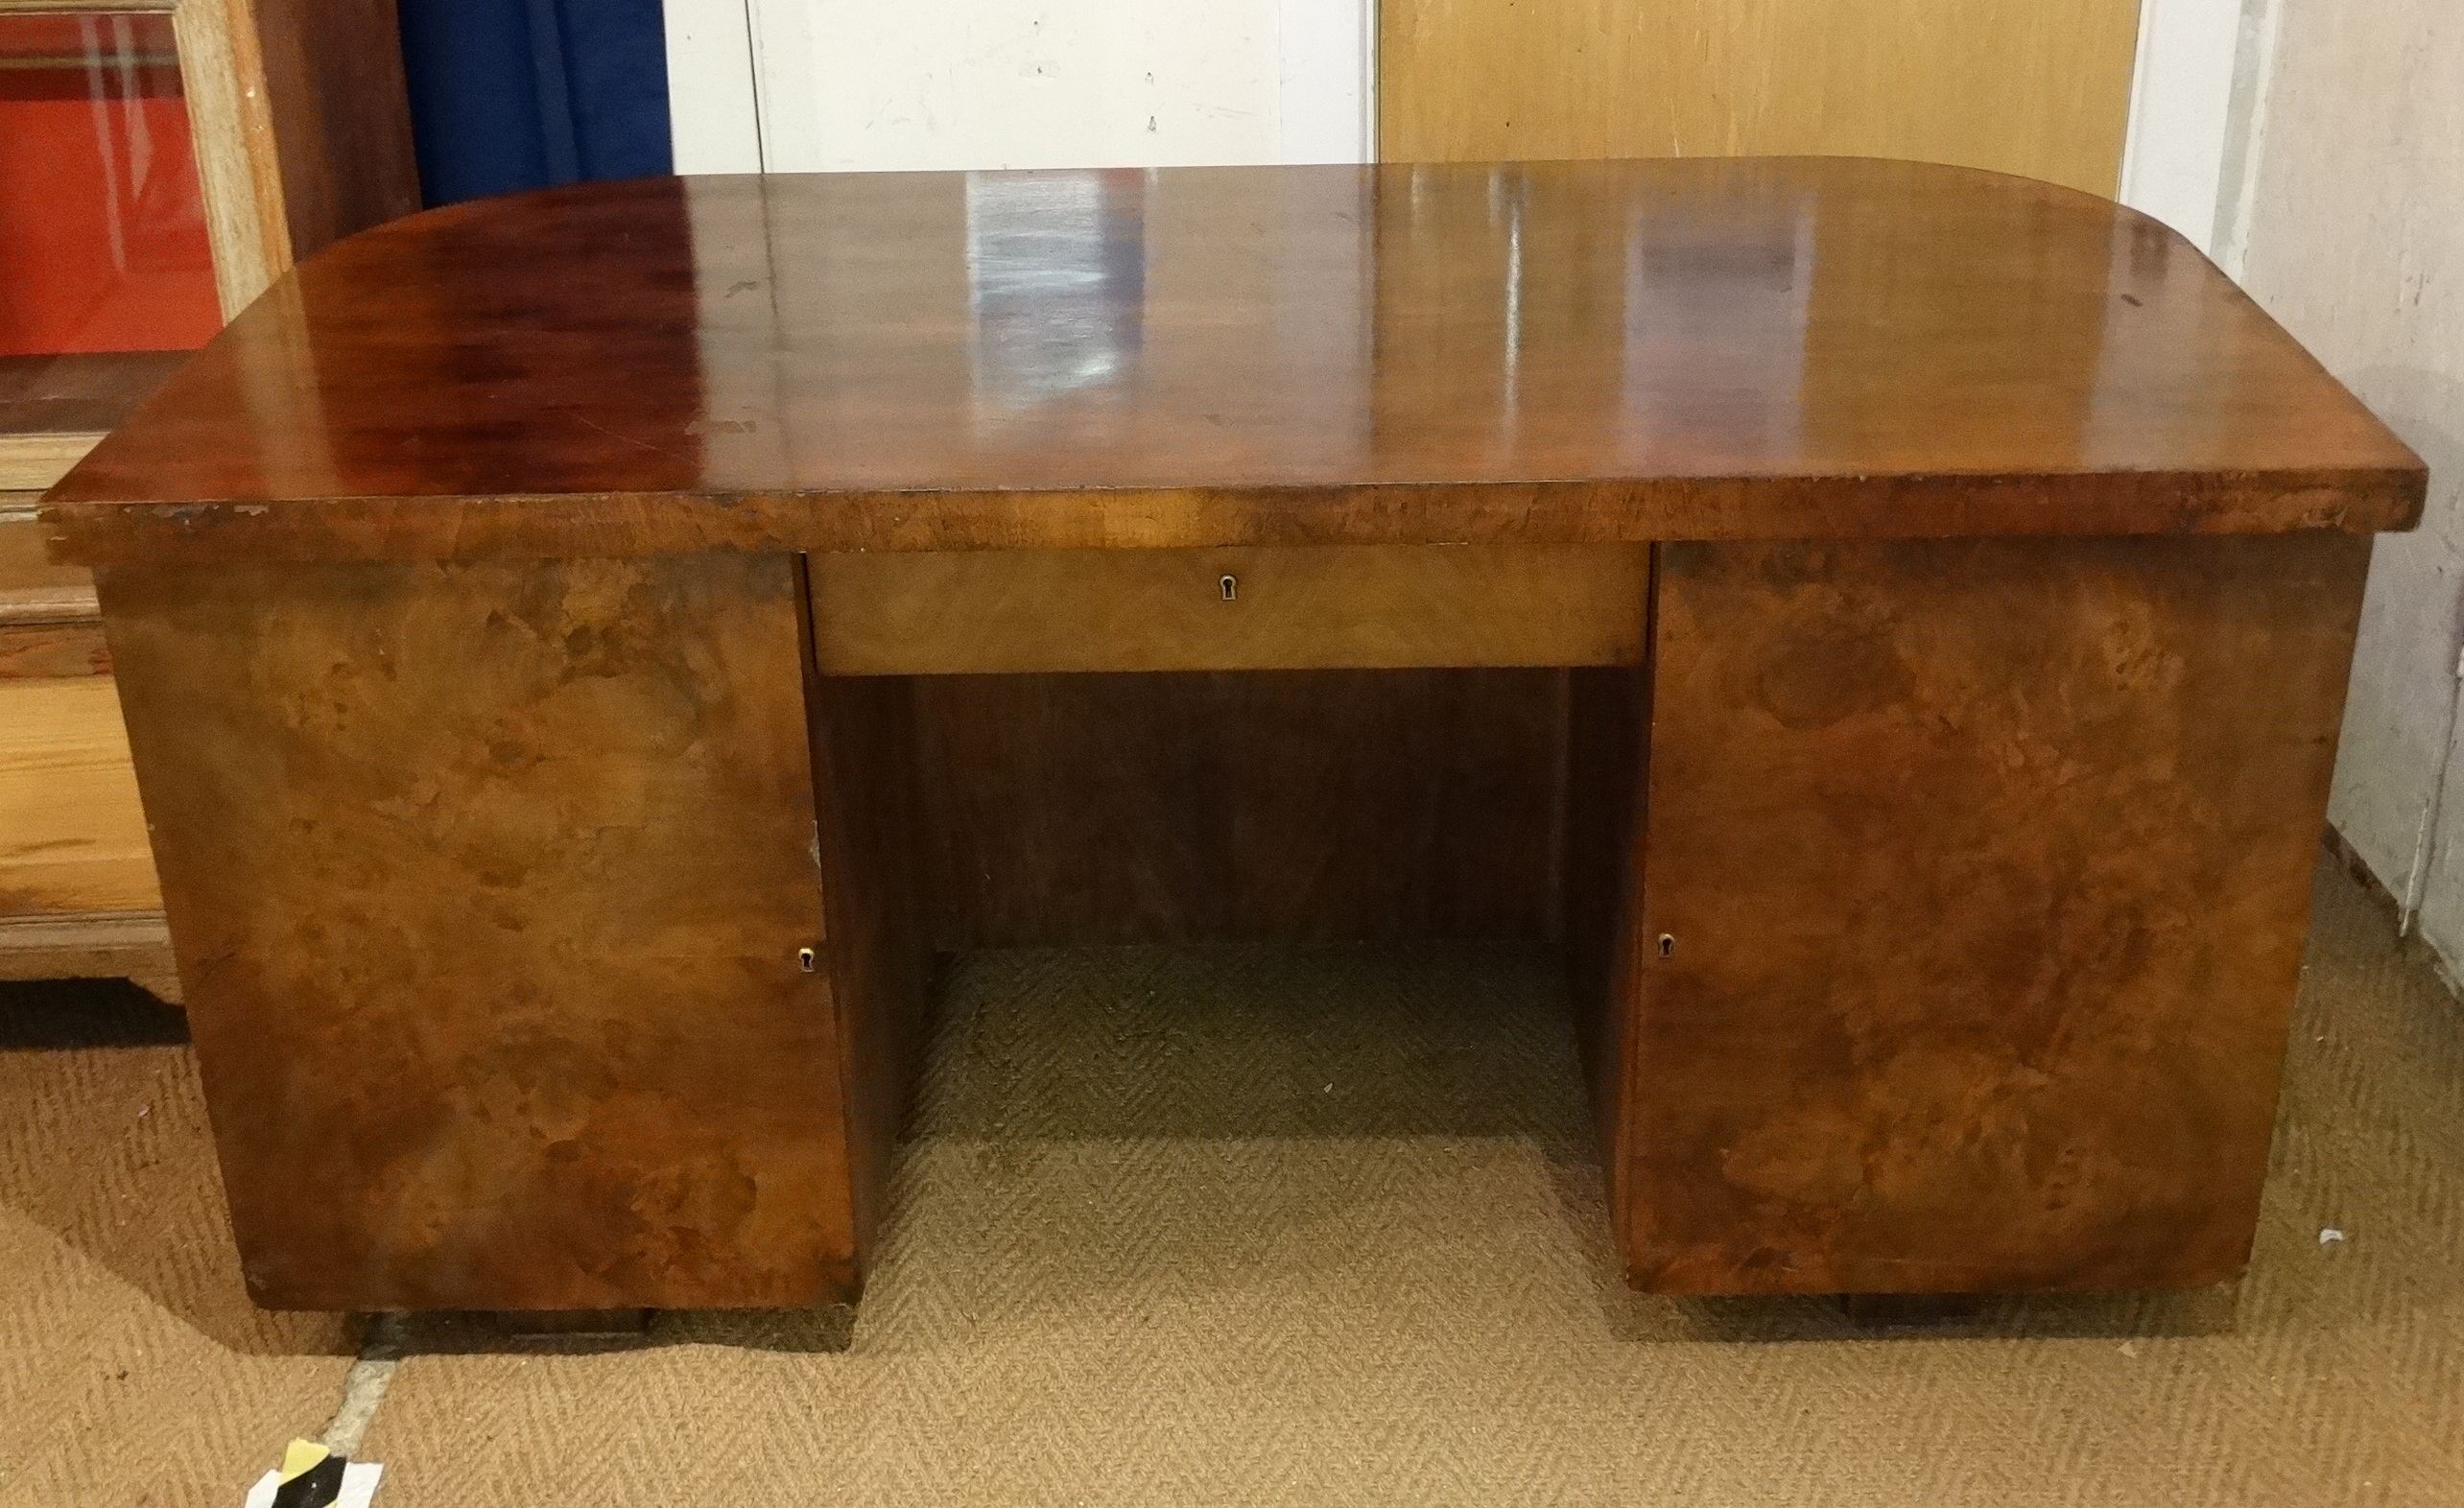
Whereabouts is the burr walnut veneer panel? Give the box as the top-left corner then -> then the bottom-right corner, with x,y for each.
1622,533 -> 2370,1292
95,554 -> 879,1310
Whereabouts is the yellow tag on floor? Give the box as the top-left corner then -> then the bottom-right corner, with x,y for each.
276,1440 -> 329,1483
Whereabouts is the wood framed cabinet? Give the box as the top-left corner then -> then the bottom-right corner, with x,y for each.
0,0 -> 417,996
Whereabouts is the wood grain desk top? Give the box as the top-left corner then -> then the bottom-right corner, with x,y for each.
44,158 -> 2424,565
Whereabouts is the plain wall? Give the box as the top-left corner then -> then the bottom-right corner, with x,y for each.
722,0 -> 1372,173
2238,0 -> 2464,960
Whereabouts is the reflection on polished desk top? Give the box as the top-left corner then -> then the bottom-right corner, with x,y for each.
45,158 -> 2424,564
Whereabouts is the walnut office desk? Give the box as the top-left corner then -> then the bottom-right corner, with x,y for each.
43,160 -> 2425,1314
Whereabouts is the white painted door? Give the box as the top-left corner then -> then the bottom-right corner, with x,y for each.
2120,0 -> 2276,262
665,0 -> 1373,175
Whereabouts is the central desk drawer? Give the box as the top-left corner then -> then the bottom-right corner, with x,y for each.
806,544 -> 1651,675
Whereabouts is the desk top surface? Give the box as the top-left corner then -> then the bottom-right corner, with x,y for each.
45,158 -> 2423,564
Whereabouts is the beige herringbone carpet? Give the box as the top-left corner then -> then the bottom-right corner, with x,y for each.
7,855 -> 2464,1505
0,984 -> 353,1504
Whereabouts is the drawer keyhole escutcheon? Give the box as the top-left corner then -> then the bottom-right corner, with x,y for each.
1220,573 -> 1238,601
798,947 -> 817,973
1657,933 -> 1675,958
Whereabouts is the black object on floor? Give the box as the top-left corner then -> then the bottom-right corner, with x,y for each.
271,1451 -> 346,1508
0,978 -> 187,1049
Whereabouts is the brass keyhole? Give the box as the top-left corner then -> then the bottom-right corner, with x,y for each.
1657,933 -> 1675,958
1220,574 -> 1239,601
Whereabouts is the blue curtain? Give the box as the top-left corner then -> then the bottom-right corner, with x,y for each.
395,0 -> 674,207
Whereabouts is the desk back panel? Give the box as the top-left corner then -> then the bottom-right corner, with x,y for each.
96,553 -> 865,1309
913,670 -> 1570,948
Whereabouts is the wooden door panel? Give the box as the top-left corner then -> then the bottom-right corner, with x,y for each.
98,554 -> 856,1309
1623,533 -> 2368,1292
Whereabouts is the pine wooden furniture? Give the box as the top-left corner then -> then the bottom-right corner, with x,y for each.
0,0 -> 415,997
41,159 -> 2425,1309
1381,0 -> 2144,197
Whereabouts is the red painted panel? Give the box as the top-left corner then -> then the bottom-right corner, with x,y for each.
0,12 -> 222,358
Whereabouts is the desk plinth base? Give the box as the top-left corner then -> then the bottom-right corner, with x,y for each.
95,534 -> 2368,1311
